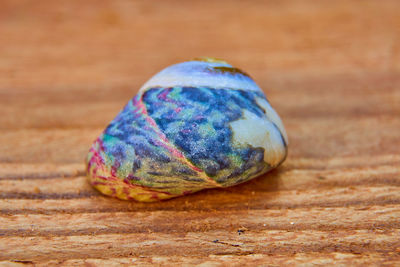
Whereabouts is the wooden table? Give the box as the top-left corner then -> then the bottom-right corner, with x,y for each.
1,0 -> 399,265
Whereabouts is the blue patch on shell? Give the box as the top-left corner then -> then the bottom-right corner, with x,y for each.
142,86 -> 272,184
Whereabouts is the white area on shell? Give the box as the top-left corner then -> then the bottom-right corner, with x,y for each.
255,97 -> 288,145
230,110 -> 286,167
139,61 -> 262,93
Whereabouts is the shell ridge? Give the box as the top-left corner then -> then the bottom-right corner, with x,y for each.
139,61 -> 262,94
138,93 -> 222,188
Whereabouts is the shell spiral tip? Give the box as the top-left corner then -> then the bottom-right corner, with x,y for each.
192,56 -> 229,64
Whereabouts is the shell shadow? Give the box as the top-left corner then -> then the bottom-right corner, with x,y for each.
176,166 -> 284,209
93,165 -> 285,213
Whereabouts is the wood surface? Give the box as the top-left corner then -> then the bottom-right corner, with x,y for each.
1,0 -> 400,265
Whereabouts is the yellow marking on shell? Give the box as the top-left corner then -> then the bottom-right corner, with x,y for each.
211,66 -> 250,77
193,56 -> 229,64
90,178 -> 178,202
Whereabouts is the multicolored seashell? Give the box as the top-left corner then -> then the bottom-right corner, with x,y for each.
86,57 -> 288,202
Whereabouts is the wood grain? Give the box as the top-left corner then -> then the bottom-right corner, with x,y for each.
1,0 -> 400,265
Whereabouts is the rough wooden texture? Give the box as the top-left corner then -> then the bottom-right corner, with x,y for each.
1,0 -> 400,265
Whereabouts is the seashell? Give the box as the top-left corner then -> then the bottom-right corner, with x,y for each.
86,57 -> 288,202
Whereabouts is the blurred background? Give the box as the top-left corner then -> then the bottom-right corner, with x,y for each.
0,0 -> 399,163
1,1 -> 400,263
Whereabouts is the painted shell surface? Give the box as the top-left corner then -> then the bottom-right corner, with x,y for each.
86,58 -> 288,202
